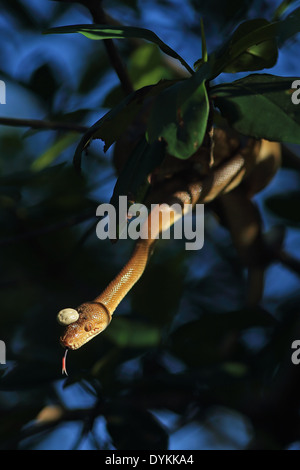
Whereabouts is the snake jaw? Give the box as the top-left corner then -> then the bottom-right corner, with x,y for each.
59,302 -> 111,350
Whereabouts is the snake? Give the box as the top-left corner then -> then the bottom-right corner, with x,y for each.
57,127 -> 281,373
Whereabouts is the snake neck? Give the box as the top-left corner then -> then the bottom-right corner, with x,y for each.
94,238 -> 153,315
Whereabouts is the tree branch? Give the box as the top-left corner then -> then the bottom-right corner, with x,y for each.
79,0 -> 134,95
0,116 -> 88,133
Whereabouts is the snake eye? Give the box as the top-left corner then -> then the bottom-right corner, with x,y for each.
84,323 -> 93,332
57,308 -> 79,326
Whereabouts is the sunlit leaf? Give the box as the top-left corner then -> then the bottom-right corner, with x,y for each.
147,66 -> 210,159
128,43 -> 174,90
221,19 -> 278,73
44,24 -> 193,74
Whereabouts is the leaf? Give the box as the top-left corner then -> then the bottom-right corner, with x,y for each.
273,0 -> 299,21
106,136 -> 166,239
195,9 -> 300,79
128,43 -> 174,90
146,65 -> 210,159
110,137 -> 166,235
208,19 -> 278,76
211,74 -> 300,144
28,64 -> 59,104
222,19 -> 278,73
44,24 -> 193,74
73,80 -> 175,170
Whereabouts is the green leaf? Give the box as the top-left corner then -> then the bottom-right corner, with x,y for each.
146,65 -> 210,159
222,19 -> 278,73
211,74 -> 300,144
73,80 -> 176,170
205,9 -> 300,77
208,19 -> 278,76
44,24 -> 193,74
128,43 -> 174,90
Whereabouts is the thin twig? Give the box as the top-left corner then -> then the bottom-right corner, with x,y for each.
78,0 -> 134,95
0,116 -> 88,133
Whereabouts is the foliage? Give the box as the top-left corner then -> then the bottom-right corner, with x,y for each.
0,0 -> 300,451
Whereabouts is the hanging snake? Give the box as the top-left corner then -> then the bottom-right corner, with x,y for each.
57,124 -> 281,373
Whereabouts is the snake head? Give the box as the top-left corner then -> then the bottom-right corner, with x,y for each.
58,302 -> 111,350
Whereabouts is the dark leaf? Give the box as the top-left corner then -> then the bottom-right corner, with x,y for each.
73,80 -> 175,170
211,74 -> 300,143
109,137 -> 166,237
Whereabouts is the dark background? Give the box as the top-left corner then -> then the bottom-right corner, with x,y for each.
0,0 -> 300,450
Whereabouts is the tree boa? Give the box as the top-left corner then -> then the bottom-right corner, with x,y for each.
57,126 -> 281,362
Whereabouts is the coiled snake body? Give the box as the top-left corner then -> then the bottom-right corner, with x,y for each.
58,127 -> 281,356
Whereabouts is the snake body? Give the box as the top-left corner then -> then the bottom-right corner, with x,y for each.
58,131 -> 281,351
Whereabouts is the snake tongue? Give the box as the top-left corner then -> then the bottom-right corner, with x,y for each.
62,349 -> 68,376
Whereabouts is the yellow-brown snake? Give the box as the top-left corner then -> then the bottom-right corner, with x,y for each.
58,129 -> 281,368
